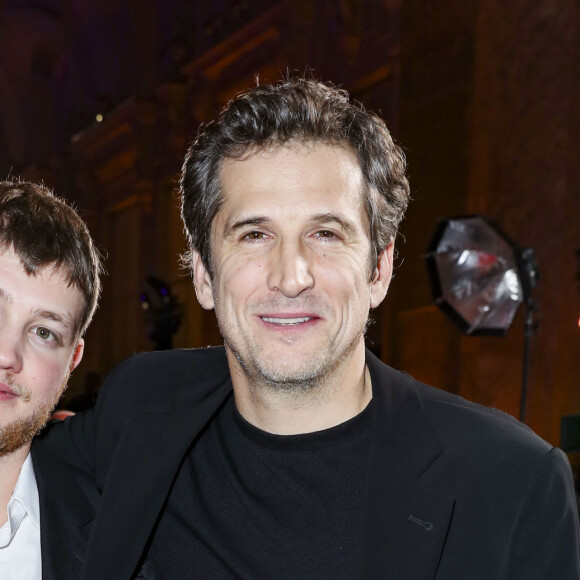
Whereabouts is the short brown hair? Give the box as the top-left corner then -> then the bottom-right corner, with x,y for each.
0,180 -> 102,335
180,77 -> 410,274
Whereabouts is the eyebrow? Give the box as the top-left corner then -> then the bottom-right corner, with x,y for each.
0,287 -> 12,303
224,216 -> 270,238
224,213 -> 357,237
0,286 -> 77,342
309,213 -> 357,234
35,310 -> 77,339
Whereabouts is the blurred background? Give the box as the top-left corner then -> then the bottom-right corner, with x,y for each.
0,0 -> 578,449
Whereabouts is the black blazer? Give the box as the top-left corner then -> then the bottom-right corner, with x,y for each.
35,346 -> 580,579
31,439 -> 98,579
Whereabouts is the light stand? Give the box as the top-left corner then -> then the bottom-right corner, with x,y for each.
515,247 -> 540,422
424,215 -> 540,423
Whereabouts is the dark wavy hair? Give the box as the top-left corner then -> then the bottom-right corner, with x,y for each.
180,77 -> 410,275
0,180 -> 102,335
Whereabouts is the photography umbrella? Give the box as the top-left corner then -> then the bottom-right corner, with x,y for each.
424,215 -> 539,421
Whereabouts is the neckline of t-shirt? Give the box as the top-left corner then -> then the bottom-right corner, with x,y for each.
230,397 -> 374,452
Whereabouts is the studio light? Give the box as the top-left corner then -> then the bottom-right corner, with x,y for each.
424,215 -> 540,422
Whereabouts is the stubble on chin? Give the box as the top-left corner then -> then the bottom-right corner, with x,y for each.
0,404 -> 53,457
214,287 -> 369,404
0,378 -> 68,459
225,323 -> 365,407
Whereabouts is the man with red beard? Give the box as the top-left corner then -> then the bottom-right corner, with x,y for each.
0,180 -> 101,579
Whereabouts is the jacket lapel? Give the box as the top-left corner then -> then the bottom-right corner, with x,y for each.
362,352 -> 454,580
81,373 -> 233,580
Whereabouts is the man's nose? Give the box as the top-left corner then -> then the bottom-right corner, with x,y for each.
0,329 -> 23,373
267,240 -> 314,298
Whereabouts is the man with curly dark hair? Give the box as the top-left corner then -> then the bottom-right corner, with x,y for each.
38,79 -> 580,579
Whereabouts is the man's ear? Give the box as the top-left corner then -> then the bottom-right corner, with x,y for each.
71,338 -> 84,371
370,242 -> 394,309
191,250 -> 215,310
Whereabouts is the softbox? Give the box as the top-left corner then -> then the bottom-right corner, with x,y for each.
424,215 -> 534,336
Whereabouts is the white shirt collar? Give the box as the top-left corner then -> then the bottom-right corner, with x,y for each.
0,453 -> 40,548
11,453 -> 40,529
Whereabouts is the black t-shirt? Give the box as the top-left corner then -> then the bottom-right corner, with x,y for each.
147,395 -> 372,579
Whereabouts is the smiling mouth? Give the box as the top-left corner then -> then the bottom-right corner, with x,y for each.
261,316 -> 313,325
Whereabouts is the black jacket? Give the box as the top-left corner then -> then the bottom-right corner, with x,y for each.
34,346 -> 580,579
31,439 -> 98,579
